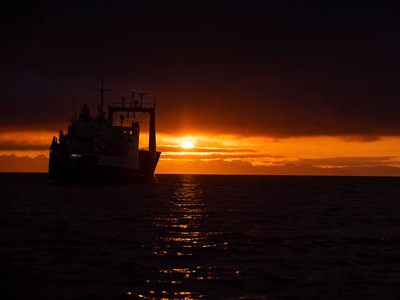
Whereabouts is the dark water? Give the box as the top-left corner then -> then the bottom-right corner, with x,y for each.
1,174 -> 400,299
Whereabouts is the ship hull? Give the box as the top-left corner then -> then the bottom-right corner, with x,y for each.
49,151 -> 161,184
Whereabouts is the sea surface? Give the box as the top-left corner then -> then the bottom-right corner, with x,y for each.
1,174 -> 400,300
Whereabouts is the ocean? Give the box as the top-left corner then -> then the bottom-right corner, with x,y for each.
1,174 -> 400,299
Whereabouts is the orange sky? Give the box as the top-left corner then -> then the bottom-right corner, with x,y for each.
2,2 -> 400,176
1,130 -> 400,176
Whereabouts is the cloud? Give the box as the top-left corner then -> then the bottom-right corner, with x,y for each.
157,146 -> 259,153
161,153 -> 282,160
1,3 -> 400,139
2,154 -> 400,176
297,157 -> 397,168
157,159 -> 400,176
0,141 -> 49,151
338,135 -> 382,143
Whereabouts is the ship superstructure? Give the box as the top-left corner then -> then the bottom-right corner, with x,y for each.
49,80 -> 160,183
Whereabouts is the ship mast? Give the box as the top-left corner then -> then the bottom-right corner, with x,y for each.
93,76 -> 111,112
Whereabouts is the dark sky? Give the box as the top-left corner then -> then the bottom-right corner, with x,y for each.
1,1 -> 400,137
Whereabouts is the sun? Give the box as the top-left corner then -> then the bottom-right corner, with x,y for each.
180,141 -> 194,149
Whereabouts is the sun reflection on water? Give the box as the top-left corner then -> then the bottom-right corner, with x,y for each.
126,176 -> 234,299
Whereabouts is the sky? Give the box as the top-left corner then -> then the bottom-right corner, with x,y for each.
1,1 -> 400,175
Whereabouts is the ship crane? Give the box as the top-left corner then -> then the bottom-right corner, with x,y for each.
108,95 -> 157,161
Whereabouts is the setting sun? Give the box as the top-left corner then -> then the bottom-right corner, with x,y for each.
180,141 -> 194,149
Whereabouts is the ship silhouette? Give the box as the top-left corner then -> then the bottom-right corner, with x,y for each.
49,79 -> 160,183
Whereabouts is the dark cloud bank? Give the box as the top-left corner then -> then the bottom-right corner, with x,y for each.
2,155 -> 400,176
1,2 -> 400,138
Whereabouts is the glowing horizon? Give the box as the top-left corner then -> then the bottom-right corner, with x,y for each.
1,129 -> 400,175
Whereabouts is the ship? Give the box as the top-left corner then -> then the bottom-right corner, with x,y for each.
49,79 -> 161,183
